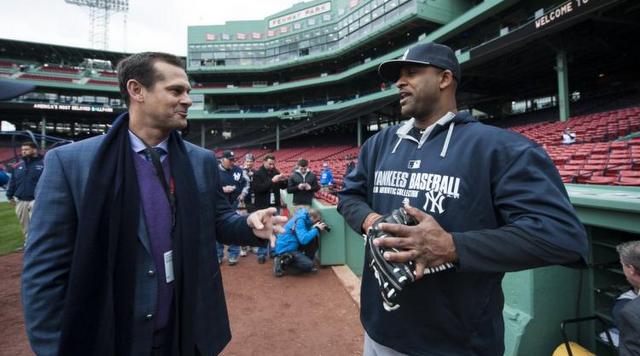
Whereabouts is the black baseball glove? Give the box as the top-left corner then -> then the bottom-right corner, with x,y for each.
365,207 -> 455,311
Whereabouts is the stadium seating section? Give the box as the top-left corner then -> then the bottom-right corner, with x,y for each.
0,59 -> 118,85
87,79 -> 118,86
18,73 -> 74,82
215,106 -> 640,205
513,107 -> 640,185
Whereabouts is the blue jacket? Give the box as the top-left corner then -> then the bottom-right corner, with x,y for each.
274,208 -> 319,255
6,155 -> 44,200
338,112 -> 588,356
319,167 -> 333,186
0,170 -> 9,187
23,133 -> 262,356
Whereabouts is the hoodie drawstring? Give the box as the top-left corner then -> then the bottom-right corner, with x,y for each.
392,136 -> 403,154
440,122 -> 455,158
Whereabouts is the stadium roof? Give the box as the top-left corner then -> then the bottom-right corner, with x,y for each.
0,38 -> 183,66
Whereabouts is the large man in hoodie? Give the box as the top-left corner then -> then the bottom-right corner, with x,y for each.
337,42 -> 588,355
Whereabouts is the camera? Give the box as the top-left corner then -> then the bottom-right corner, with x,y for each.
316,221 -> 331,232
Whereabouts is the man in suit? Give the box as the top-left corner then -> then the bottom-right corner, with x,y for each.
616,241 -> 640,356
22,52 -> 285,356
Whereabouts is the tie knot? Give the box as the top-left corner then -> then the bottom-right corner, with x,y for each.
142,147 -> 166,162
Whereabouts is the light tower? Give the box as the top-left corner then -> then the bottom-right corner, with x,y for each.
64,0 -> 129,50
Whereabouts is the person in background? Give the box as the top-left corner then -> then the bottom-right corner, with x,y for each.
319,161 -> 334,191
6,141 -> 44,242
287,158 -> 319,208
0,167 -> 9,189
239,153 -> 257,257
217,149 -> 250,265
273,207 -> 328,277
614,241 -> 640,356
345,155 -> 356,177
562,127 -> 576,144
252,153 -> 288,264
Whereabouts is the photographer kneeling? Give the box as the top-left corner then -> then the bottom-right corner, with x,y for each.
273,207 -> 329,277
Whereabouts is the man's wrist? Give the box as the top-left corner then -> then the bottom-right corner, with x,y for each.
445,232 -> 458,263
362,213 -> 382,233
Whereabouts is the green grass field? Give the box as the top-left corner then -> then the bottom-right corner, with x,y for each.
0,202 -> 24,255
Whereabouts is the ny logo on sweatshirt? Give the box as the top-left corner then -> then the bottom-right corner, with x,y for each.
423,190 -> 446,214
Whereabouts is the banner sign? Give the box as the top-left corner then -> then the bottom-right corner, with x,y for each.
268,2 -> 331,28
32,103 -> 114,113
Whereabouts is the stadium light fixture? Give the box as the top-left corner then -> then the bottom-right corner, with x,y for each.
64,0 -> 129,50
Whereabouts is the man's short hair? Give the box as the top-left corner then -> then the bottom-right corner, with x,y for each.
21,141 -> 37,149
116,52 -> 185,107
617,240 -> 640,270
308,208 -> 321,221
264,154 -> 276,161
298,159 -> 308,167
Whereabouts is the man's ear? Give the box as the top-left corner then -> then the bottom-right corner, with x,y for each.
439,70 -> 455,90
126,79 -> 145,103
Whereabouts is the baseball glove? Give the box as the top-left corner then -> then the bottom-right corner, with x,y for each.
365,207 -> 455,311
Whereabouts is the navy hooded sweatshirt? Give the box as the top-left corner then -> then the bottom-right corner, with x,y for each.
337,112 -> 588,356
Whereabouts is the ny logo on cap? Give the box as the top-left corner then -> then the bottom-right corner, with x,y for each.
401,49 -> 410,60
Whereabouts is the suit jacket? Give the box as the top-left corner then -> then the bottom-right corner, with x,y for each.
22,135 -> 263,356
618,296 -> 640,356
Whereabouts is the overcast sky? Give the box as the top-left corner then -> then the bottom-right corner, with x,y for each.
0,0 -> 303,55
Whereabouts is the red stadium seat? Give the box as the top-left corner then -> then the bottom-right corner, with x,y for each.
615,177 -> 640,186
584,176 -> 618,185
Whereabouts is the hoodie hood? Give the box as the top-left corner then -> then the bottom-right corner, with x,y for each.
391,111 -> 476,157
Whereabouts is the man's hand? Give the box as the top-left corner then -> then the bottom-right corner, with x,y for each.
271,174 -> 287,183
8,198 -> 16,207
222,185 -> 236,193
247,207 -> 288,246
373,204 -> 457,280
313,221 -> 328,231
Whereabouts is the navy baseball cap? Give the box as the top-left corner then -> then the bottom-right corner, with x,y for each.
222,150 -> 235,160
0,79 -> 34,100
378,42 -> 460,82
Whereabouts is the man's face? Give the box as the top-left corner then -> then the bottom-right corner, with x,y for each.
244,160 -> 254,170
263,158 -> 276,170
222,157 -> 235,169
21,145 -> 36,158
396,65 -> 445,120
621,258 -> 638,288
138,61 -> 192,132
299,165 -> 308,174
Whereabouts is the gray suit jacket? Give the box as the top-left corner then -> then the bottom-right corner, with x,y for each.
22,135 -> 263,356
619,296 -> 640,356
